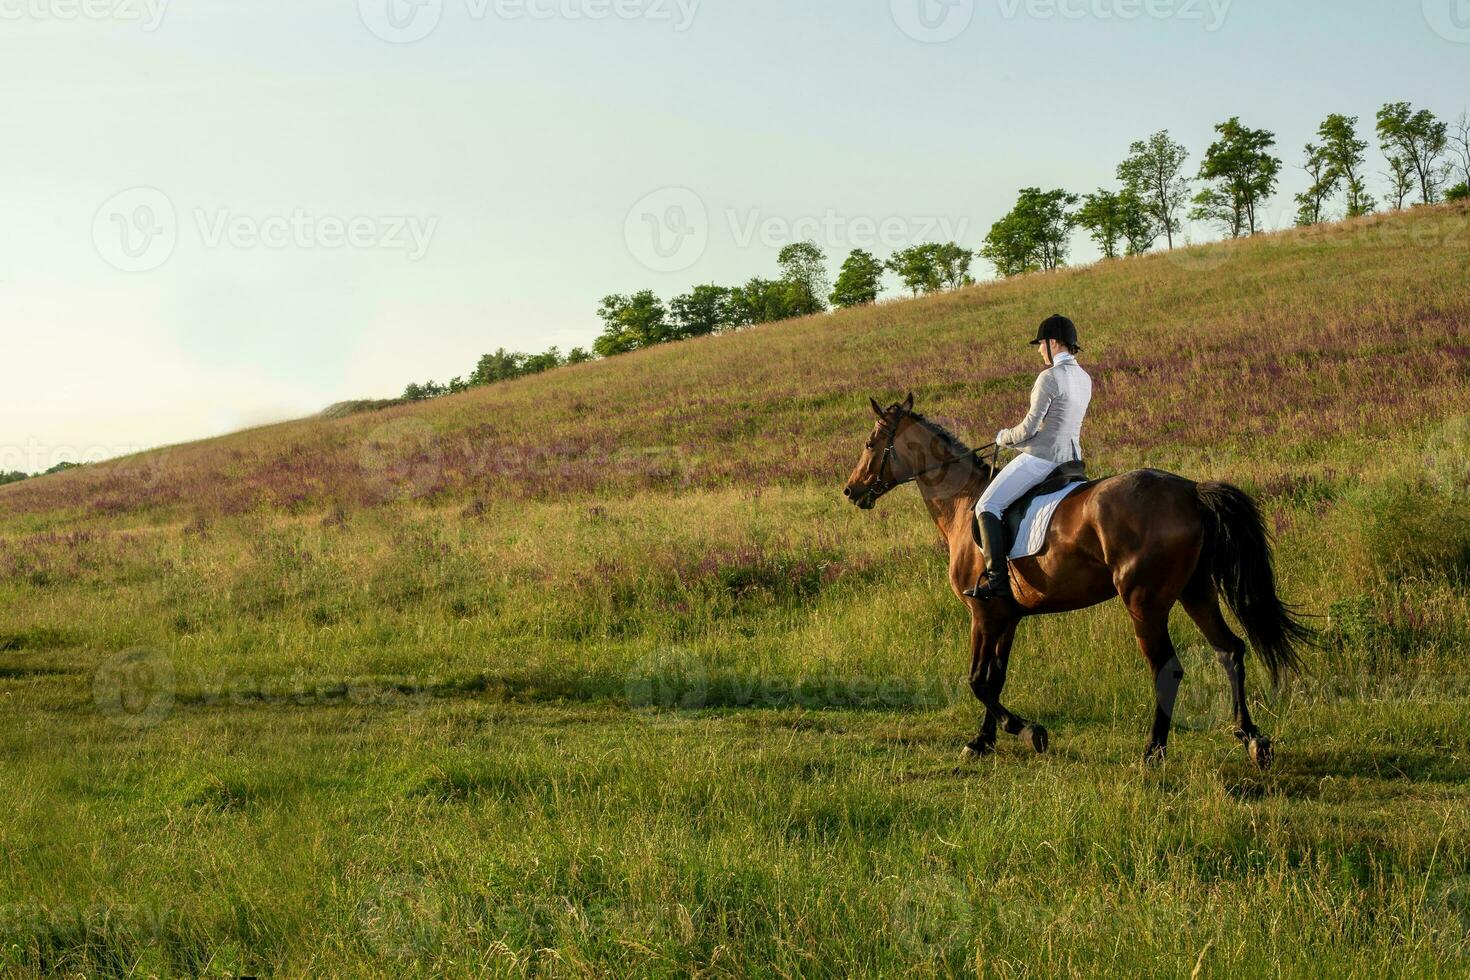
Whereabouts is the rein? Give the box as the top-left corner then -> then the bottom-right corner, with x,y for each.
864,407 -> 998,505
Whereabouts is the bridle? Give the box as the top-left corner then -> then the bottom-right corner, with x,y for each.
858,406 -> 998,507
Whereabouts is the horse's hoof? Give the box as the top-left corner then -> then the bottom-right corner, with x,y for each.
1143,745 -> 1166,765
960,741 -> 994,761
1248,736 -> 1273,771
1020,725 -> 1049,754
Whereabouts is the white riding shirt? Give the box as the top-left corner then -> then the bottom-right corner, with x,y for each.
977,352 -> 1092,519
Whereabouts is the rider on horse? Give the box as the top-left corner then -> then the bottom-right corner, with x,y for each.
963,314 -> 1093,600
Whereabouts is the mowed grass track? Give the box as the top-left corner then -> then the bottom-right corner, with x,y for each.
2,204 -> 1470,976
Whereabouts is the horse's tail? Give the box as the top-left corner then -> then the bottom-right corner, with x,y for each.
1194,482 -> 1312,685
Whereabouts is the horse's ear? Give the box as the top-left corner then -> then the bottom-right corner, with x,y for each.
870,397 -> 884,418
902,392 -> 914,411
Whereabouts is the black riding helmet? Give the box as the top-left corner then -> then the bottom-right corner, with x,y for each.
1030,314 -> 1082,353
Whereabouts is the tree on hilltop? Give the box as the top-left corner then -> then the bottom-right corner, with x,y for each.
1450,111 -> 1470,194
471,348 -> 528,386
1194,117 -> 1281,236
594,290 -> 670,357
1118,191 -> 1159,255
982,188 -> 1078,277
1318,113 -> 1375,218
1294,142 -> 1338,226
402,381 -> 438,401
1077,189 -> 1155,258
933,242 -> 976,290
777,241 -> 830,316
1117,131 -> 1190,250
886,245 -> 944,296
1377,102 -> 1450,206
670,284 -> 735,338
830,249 -> 885,308
1383,155 -> 1416,211
520,349 -> 562,375
1190,187 -> 1246,239
728,277 -> 812,326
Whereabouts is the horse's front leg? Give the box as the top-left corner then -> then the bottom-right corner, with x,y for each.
984,619 -> 1049,753
961,617 -> 999,759
962,614 -> 1046,758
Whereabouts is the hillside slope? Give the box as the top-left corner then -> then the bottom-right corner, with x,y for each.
4,203 -> 1468,529
2,205 -> 1470,976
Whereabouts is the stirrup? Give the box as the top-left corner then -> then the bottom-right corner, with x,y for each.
963,572 -> 1010,600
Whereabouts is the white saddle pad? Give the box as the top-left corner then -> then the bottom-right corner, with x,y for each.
1009,481 -> 1087,560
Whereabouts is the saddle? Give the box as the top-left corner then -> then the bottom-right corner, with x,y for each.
971,459 -> 1090,552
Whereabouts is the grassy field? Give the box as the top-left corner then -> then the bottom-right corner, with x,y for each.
2,204 -> 1470,977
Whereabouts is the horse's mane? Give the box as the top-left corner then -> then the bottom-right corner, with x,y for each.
892,405 -> 975,457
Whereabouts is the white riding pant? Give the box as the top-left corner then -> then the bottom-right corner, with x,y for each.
976,452 -> 1062,518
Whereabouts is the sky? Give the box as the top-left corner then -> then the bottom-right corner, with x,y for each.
1,0 -> 1466,468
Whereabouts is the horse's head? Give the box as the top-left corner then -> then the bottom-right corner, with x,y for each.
842,393 -> 916,510
844,394 -> 990,509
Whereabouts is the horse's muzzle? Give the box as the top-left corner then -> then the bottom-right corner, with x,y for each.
844,485 -> 878,509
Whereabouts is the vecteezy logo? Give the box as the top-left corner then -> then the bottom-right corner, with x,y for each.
1424,416 -> 1470,498
1424,0 -> 1470,42
357,874 -> 444,959
625,647 -> 709,711
93,647 -> 176,729
1166,646 -> 1229,732
1163,237 -> 1233,275
360,418 -> 443,501
890,0 -> 975,43
358,0 -> 443,43
1435,875 -> 1470,954
891,874 -> 972,956
623,187 -> 708,273
92,187 -> 177,272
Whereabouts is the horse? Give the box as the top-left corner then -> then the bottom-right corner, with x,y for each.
842,394 -> 1312,768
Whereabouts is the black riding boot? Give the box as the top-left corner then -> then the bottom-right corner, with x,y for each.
962,512 -> 1012,600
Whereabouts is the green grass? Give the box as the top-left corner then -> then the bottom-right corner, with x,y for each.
2,204 -> 1470,976
5,686 -> 1470,977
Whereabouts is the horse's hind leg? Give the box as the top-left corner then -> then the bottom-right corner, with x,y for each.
1182,584 -> 1271,770
1128,612 -> 1181,764
1120,550 -> 1197,763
